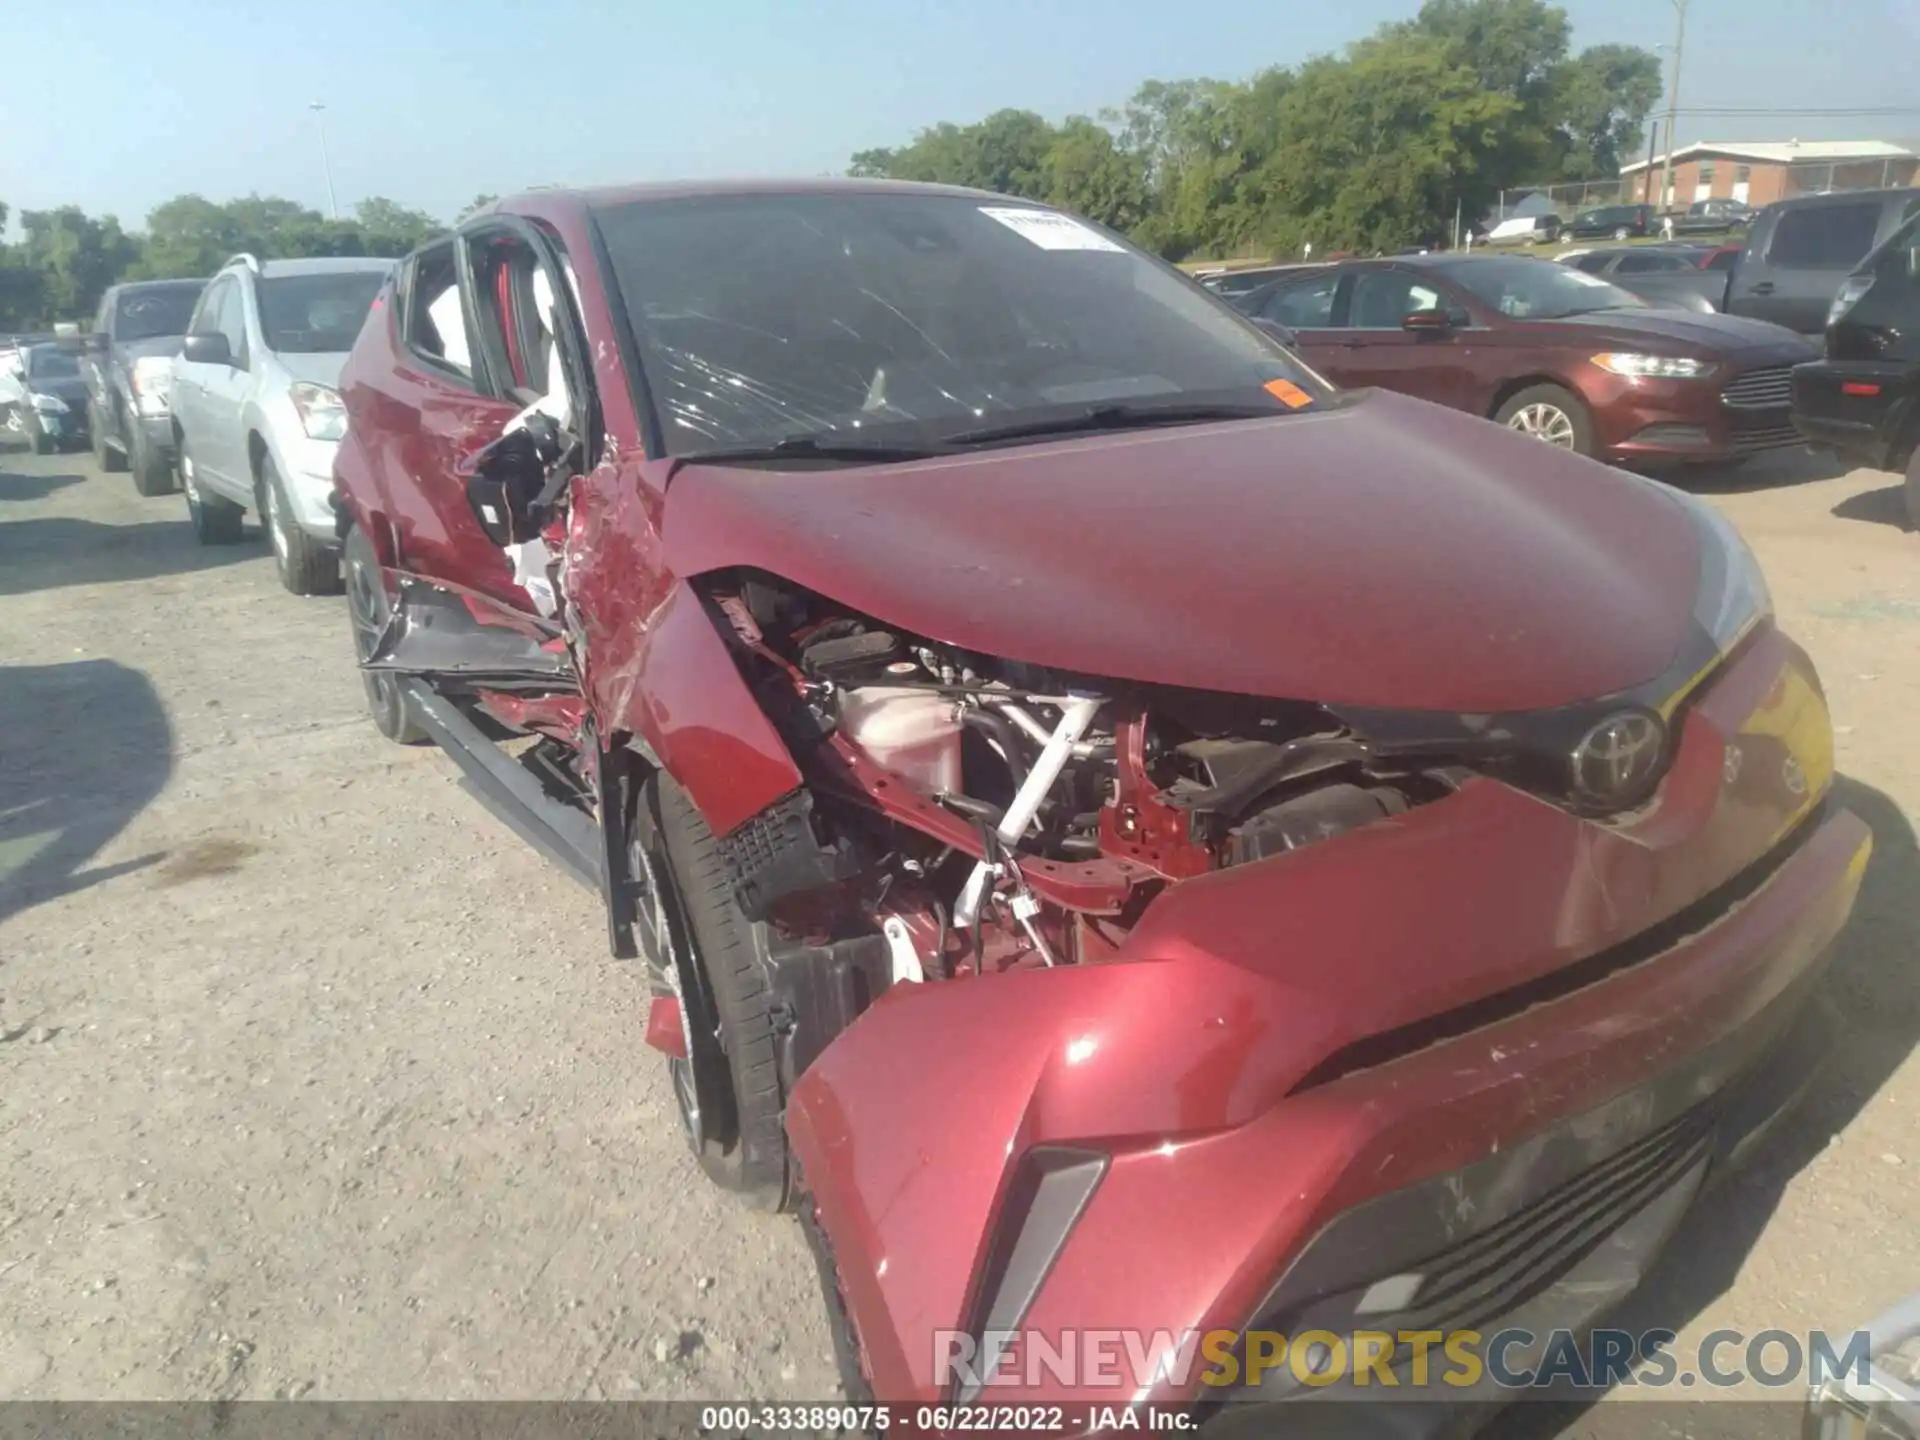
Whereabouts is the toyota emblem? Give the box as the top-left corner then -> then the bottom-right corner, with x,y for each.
1571,711 -> 1666,808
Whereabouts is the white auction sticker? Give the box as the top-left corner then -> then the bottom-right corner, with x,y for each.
979,206 -> 1126,252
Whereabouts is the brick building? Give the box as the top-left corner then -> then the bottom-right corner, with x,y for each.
1618,140 -> 1919,209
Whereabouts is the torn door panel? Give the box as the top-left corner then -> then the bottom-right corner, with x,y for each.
363,575 -> 578,688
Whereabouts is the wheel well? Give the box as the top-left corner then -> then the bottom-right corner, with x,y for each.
248,432 -> 270,483
1487,375 -> 1578,419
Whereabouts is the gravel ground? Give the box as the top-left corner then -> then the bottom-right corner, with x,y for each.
1,441 -> 1916,1427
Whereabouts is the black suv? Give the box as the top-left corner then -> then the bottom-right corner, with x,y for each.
1729,188 -> 1920,335
1565,203 -> 1656,241
1791,205 -> 1920,526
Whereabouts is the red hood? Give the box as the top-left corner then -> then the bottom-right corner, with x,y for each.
661,389 -> 1700,712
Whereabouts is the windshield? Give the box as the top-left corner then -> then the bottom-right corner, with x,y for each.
257,271 -> 388,354
1441,257 -> 1644,320
591,191 -> 1321,455
25,346 -> 81,379
116,285 -> 204,342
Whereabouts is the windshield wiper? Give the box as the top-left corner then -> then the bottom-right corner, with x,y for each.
940,401 -> 1289,448
666,434 -> 953,481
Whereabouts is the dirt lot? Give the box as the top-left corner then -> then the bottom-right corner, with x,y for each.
2,441 -> 1917,1424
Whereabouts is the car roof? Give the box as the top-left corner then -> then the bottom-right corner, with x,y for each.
251,256 -> 397,279
495,176 -> 1021,219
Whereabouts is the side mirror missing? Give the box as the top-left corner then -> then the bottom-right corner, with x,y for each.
183,331 -> 233,367
462,413 -> 567,546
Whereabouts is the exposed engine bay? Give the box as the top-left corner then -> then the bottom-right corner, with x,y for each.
695,569 -> 1466,984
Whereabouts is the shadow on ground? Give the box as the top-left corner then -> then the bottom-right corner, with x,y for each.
0,659 -> 173,931
1831,482 -> 1913,532
1675,448 -> 1851,495
1488,774 -> 1920,1439
0,466 -> 88,503
0,516 -> 258,598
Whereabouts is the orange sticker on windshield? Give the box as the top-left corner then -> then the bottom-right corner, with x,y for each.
1264,378 -> 1312,409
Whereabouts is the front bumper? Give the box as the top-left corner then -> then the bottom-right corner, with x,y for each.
790,624 -> 1867,1415
137,413 -> 176,460
1593,358 -> 1811,462
1791,359 -> 1919,472
273,432 -> 345,546
32,408 -> 90,445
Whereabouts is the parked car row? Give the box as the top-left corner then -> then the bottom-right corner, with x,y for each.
68,255 -> 395,594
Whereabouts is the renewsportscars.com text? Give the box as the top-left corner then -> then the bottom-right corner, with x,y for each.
935,1325 -> 1872,1393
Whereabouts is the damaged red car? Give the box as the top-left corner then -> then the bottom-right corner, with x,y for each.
331,180 -> 1868,1432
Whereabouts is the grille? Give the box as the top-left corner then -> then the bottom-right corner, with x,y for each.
1721,365 -> 1794,410
1731,422 -> 1805,453
1358,1103 -> 1716,1336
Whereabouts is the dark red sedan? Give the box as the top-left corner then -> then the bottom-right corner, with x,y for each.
330,181 -> 1865,1425
1236,253 -> 1817,464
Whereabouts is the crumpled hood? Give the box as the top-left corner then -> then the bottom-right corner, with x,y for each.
662,389 -> 1702,713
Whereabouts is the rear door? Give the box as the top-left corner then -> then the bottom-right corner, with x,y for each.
1250,268 -> 1343,377
1731,199 -> 1885,333
193,276 -> 259,503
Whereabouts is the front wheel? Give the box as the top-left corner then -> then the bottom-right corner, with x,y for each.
129,422 -> 174,497
342,524 -> 426,743
1613,225 -> 1632,240
180,437 -> 245,544
29,416 -> 54,455
94,405 -> 128,472
647,777 -> 791,1211
1496,383 -> 1595,457
260,455 -> 341,595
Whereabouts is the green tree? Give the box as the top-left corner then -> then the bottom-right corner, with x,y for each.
1040,118 -> 1149,233
16,207 -> 143,320
1550,44 -> 1665,178
353,196 -> 442,253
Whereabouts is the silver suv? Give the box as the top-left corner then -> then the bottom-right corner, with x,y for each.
170,254 -> 394,594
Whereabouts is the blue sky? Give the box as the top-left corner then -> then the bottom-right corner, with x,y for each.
3,0 -> 1916,232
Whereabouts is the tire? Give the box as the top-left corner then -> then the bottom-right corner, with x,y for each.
651,776 -> 790,1210
94,404 -> 128,472
1496,383 -> 1595,457
259,454 -> 341,595
129,422 -> 174,497
29,416 -> 54,456
341,524 -> 427,744
179,434 -> 245,544
1904,445 -> 1920,533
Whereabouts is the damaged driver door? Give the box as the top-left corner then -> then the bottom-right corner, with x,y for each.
365,219 -> 595,694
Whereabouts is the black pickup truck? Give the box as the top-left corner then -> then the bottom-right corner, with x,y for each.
82,278 -> 208,495
1561,190 -> 1920,335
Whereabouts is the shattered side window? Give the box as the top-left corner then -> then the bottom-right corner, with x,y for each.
592,192 -> 1325,454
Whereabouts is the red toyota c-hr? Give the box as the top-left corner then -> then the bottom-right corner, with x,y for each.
330,180 -> 1867,1432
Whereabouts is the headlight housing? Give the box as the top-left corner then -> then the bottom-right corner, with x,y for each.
29,392 -> 68,414
1591,352 -> 1718,380
1826,274 -> 1872,328
131,354 -> 174,396
289,382 -> 347,442
1678,485 -> 1771,656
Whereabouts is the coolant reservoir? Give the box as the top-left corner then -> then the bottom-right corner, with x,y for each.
839,687 -> 962,796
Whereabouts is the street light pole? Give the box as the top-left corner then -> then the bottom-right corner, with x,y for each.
310,101 -> 339,220
1656,0 -> 1688,215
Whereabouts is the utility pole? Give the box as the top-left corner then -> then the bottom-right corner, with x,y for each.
310,101 -> 339,220
1643,119 -> 1660,205
1656,0 -> 1688,215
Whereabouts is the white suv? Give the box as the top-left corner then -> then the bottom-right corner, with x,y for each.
170,254 -> 394,594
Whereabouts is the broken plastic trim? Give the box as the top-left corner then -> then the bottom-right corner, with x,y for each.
363,578 -> 577,686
